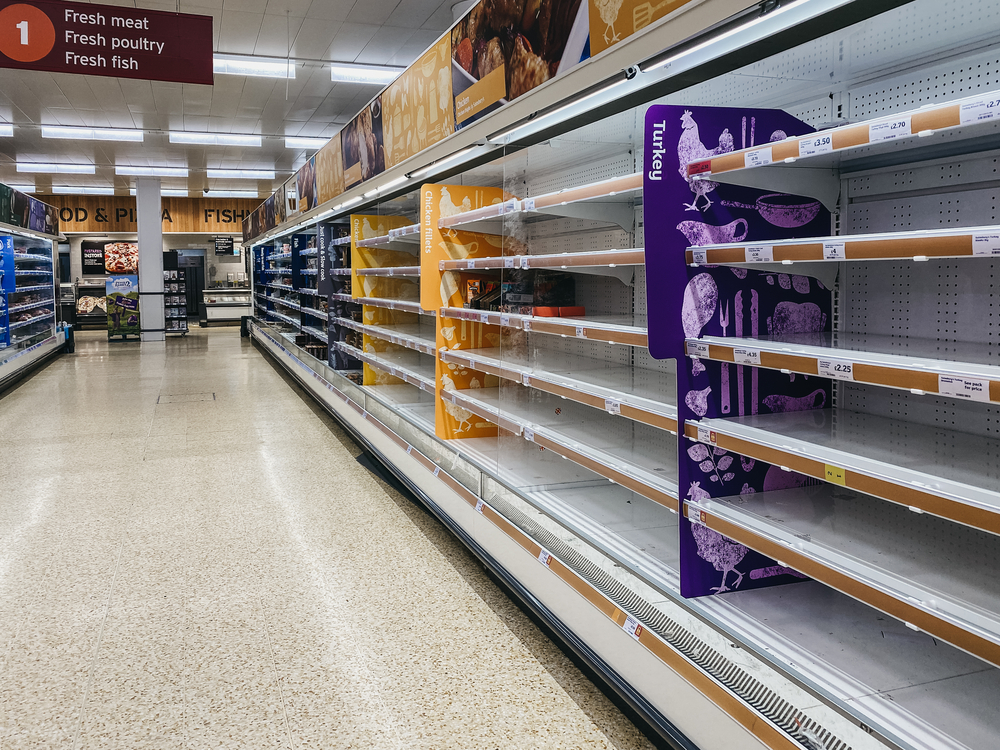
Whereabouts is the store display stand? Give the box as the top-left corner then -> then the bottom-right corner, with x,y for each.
164,269 -> 189,335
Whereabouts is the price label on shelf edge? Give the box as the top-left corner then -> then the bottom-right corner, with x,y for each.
972,233 -> 1000,256
504,257 -> 515,268
500,314 -> 510,326
824,464 -> 847,486
744,147 -> 773,169
799,133 -> 834,157
524,428 -> 535,442
521,372 -> 531,386
869,116 -> 912,142
686,340 -> 710,358
520,257 -> 530,269
522,198 -> 536,212
691,248 -> 708,265
696,423 -> 715,444
575,326 -> 586,338
817,357 -> 855,381
744,245 -> 774,263
475,499 -> 485,514
467,259 -> 475,268
480,312 -> 490,323
537,549 -> 551,566
823,241 -> 846,260
732,347 -> 762,366
622,615 -> 643,640
605,398 -> 621,415
938,374 -> 990,403
523,320 -> 532,331
960,97 -> 1000,125
688,160 -> 712,175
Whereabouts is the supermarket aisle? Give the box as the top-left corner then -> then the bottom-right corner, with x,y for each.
0,329 -> 656,750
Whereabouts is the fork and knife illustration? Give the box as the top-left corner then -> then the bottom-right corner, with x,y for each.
719,292 -> 758,416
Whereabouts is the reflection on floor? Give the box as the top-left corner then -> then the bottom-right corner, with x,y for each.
0,328 -> 655,749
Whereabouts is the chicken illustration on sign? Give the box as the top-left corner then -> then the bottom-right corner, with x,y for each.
677,110 -> 734,212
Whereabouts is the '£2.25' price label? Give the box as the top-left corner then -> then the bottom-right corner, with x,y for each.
817,357 -> 854,381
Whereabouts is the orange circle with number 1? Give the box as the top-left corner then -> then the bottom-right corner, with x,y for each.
0,4 -> 55,62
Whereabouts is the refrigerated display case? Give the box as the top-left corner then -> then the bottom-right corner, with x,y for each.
0,199 -> 68,390
242,1 -> 1000,748
203,288 -> 251,324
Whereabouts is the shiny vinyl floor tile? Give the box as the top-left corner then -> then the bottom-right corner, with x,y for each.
0,329 -> 655,750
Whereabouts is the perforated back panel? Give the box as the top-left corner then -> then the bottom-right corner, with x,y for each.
846,0 -> 1000,91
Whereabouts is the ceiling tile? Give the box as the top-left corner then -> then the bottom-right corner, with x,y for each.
390,0 -> 444,30
355,25 -> 415,65
253,13 -> 306,56
305,0 -> 355,21
219,10 -> 265,55
325,22 -> 380,61
345,0 -> 400,26
423,0 -> 455,30
264,0 -> 313,17
292,19 -> 344,59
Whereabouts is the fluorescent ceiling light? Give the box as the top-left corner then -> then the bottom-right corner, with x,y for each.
214,54 -> 295,79
408,146 -> 478,179
330,63 -> 403,85
0,124 -> 12,137
7,184 -> 33,192
285,137 -> 328,150
339,196 -> 362,208
169,132 -> 261,147
129,188 -> 189,197
207,169 -> 275,179
42,125 -> 144,142
116,166 -> 189,177
52,186 -> 115,195
17,162 -> 95,174
204,190 -> 257,198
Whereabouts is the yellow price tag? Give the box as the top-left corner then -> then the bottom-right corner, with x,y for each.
825,464 -> 847,486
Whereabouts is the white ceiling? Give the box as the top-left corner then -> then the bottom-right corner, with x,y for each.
0,0 -> 456,196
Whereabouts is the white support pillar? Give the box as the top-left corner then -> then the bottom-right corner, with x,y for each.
136,177 -> 165,342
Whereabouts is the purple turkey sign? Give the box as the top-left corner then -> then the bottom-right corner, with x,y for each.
644,105 -> 833,598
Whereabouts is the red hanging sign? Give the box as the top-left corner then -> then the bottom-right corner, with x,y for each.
0,0 -> 213,84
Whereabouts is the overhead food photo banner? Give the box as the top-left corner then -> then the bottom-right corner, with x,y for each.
342,98 -> 385,188
451,0 -> 591,128
588,0 -> 699,56
315,134 -> 345,205
0,0 -> 214,84
0,183 -> 58,234
384,34 -> 454,169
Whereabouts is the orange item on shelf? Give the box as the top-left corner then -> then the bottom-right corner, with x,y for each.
558,306 -> 586,317
532,307 -> 560,317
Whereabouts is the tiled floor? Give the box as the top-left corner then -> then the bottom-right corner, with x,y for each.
0,328 -> 656,749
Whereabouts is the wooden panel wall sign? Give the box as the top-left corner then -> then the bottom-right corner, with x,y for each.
39,195 -> 259,233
